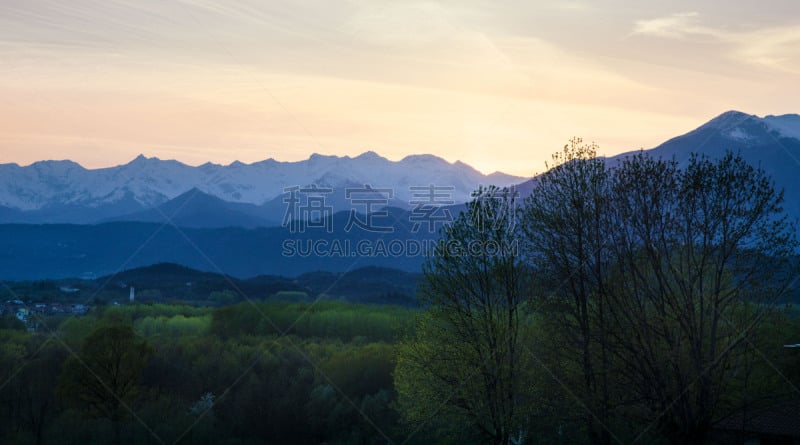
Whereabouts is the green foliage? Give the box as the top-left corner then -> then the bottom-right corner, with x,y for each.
0,313 -> 26,330
58,323 -> 153,445
396,186 -> 535,445
58,315 -> 99,350
209,290 -> 238,305
100,303 -> 212,321
3,283 -> 800,444
0,301 -> 413,444
211,300 -> 415,342
320,342 -> 396,397
271,290 -> 309,302
135,314 -> 210,338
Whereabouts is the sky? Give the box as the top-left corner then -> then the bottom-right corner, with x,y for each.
1,1 -> 799,176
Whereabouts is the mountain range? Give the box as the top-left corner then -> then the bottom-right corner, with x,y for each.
0,110 -> 798,280
0,151 -> 523,225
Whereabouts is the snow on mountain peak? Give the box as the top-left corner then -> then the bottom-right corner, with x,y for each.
400,154 -> 448,164
705,110 -> 756,130
31,159 -> 83,170
130,154 -> 150,163
355,150 -> 386,161
724,127 -> 756,141
686,110 -> 800,147
308,153 -> 336,161
699,111 -> 800,144
199,161 -> 221,170
450,160 -> 484,177
0,151 -> 525,214
764,114 -> 800,141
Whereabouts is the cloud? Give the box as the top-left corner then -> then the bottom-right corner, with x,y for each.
737,26 -> 800,73
631,12 -> 800,73
631,12 -> 707,39
546,1 -> 592,12
344,2 -> 461,46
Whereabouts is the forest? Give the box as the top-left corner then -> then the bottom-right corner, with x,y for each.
2,143 -> 800,445
0,301 -> 416,444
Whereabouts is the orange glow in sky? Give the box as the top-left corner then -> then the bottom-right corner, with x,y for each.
1,1 -> 799,176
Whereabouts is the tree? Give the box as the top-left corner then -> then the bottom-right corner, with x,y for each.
395,186 -> 534,445
13,339 -> 67,445
602,151 -> 798,444
519,138 -> 616,445
520,146 -> 798,444
0,329 -> 34,441
59,323 -> 153,445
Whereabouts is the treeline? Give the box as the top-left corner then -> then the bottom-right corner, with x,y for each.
0,302 -> 418,445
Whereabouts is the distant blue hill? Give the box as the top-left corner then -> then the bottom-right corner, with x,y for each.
0,208 -> 442,280
0,262 -> 423,306
103,188 -> 281,228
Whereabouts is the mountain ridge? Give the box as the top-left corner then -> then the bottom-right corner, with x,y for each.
0,151 -> 526,224
1,110 -> 799,230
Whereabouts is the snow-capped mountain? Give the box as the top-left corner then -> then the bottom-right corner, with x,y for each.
512,110 -> 800,223
625,110 -> 800,162
0,152 -> 525,224
620,110 -> 800,222
2,110 -> 798,228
